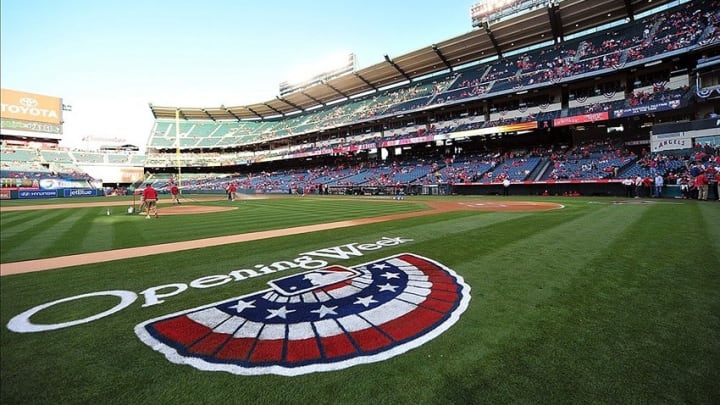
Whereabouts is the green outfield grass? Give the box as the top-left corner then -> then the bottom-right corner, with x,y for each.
1,195 -> 719,404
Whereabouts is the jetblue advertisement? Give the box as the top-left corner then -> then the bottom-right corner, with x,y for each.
63,189 -> 98,197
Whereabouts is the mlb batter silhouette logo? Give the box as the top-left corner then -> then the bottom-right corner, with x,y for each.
135,253 -> 471,376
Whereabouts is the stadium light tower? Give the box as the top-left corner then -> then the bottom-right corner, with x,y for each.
175,108 -> 181,188
471,0 -> 551,27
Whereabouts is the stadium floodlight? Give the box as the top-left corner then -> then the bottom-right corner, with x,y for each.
279,52 -> 356,96
471,0 -> 553,26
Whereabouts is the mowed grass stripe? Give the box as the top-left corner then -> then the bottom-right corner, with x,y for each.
34,210 -> 109,259
447,203 -> 647,328
76,212 -> 117,255
0,210 -> 42,229
562,203 -> 720,402
0,210 -> 83,262
0,209 -> 69,241
416,205 -> 628,402
698,202 -> 720,263
467,203 -> 719,403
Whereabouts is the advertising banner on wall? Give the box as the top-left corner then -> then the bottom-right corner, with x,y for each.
552,112 -> 609,127
17,190 -> 58,199
63,189 -> 98,197
0,178 -> 40,189
0,89 -> 63,125
612,99 -> 685,119
448,121 -> 538,139
1,177 -> 92,191
651,133 -> 693,152
0,119 -> 62,135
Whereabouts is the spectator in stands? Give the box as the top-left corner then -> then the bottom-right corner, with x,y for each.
142,183 -> 159,219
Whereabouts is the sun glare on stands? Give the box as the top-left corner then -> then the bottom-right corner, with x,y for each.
279,52 -> 356,96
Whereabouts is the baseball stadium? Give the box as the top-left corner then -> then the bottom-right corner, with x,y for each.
1,0 -> 719,403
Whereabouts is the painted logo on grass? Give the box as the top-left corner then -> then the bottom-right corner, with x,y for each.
134,253 -> 470,376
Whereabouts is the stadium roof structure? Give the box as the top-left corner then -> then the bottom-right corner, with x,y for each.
149,0 -> 675,122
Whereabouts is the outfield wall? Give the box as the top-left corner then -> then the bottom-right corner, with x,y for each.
0,189 -> 102,200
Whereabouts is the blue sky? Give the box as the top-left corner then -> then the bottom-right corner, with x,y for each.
1,0 -> 477,150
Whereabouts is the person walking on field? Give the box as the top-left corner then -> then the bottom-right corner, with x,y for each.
143,183 -> 159,219
136,188 -> 147,214
170,183 -> 181,205
227,182 -> 237,201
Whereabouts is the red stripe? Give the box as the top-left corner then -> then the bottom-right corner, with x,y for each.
349,327 -> 392,352
189,332 -> 231,356
429,280 -> 459,292
214,338 -> 254,360
419,297 -> 455,313
285,338 -> 322,363
398,255 -> 455,285
249,339 -> 284,362
379,306 -> 443,341
427,273 -> 454,285
427,288 -> 458,303
397,254 -> 431,269
318,333 -> 357,359
152,316 -> 210,346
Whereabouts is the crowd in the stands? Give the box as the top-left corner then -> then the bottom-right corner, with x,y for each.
144,0 -> 717,150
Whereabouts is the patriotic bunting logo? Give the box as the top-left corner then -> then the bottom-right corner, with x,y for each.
135,253 -> 471,376
696,88 -> 715,98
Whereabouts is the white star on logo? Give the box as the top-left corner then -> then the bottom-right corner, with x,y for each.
311,304 -> 338,319
381,271 -> 400,280
378,283 -> 398,292
228,299 -> 256,313
354,295 -> 378,308
266,305 -> 296,319
372,263 -> 389,270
